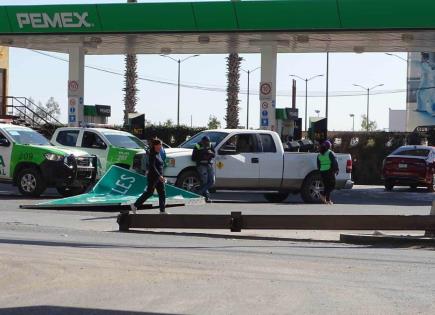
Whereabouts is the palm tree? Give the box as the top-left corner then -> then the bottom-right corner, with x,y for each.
123,0 -> 138,127
225,53 -> 242,128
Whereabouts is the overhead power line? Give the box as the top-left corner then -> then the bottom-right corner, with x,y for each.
31,49 -> 412,98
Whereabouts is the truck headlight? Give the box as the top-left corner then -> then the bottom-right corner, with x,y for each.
44,153 -> 64,161
167,158 -> 176,167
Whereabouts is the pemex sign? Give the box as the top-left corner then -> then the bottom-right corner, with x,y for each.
16,12 -> 92,29
8,5 -> 100,33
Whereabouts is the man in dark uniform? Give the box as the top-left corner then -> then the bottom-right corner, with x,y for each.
317,140 -> 339,205
192,136 -> 215,202
131,139 -> 166,214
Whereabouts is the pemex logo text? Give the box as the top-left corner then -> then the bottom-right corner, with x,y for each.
16,12 -> 93,29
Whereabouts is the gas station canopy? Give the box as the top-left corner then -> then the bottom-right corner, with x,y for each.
1,0 -> 435,54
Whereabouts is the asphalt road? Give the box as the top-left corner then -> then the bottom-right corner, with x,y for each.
0,184 -> 434,314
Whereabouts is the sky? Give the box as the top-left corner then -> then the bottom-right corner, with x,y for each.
1,0 -> 408,131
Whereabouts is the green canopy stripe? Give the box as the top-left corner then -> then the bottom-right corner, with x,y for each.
1,0 -> 435,34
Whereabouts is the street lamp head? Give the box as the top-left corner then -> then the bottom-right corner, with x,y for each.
349,114 -> 355,117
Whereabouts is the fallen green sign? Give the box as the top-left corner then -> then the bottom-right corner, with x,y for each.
21,165 -> 204,209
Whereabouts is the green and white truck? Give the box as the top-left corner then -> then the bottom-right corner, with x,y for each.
0,124 -> 96,197
51,127 -> 148,178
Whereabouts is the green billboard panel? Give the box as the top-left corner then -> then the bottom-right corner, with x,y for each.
234,0 -> 341,31
6,4 -> 101,33
193,2 -> 238,31
22,165 -> 203,210
338,0 -> 435,29
97,3 -> 196,32
0,8 -> 11,33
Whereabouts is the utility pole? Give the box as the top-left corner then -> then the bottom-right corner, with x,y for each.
290,74 -> 324,132
353,83 -> 384,131
242,66 -> 260,129
160,54 -> 199,126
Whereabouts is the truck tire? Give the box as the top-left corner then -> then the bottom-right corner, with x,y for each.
264,192 -> 290,203
427,176 -> 435,192
176,169 -> 201,192
384,180 -> 394,191
301,172 -> 324,203
56,186 -> 88,197
17,168 -> 46,197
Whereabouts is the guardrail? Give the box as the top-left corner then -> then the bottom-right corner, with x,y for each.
117,212 -> 435,233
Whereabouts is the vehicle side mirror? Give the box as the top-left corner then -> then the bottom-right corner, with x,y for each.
218,144 -> 237,155
0,138 -> 10,147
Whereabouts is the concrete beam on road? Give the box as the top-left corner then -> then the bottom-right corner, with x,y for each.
117,212 -> 435,232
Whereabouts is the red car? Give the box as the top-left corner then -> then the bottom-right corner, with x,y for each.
382,145 -> 435,191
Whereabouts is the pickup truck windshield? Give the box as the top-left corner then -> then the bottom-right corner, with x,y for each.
5,129 -> 51,146
179,131 -> 229,149
104,134 -> 145,149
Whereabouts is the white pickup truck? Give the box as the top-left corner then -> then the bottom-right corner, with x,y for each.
165,129 -> 353,203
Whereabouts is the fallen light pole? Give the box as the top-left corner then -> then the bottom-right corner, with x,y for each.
117,212 -> 435,233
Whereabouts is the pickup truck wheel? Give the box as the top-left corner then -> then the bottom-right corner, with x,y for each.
427,175 -> 435,192
176,170 -> 201,192
301,173 -> 324,203
17,168 -> 46,197
264,192 -> 290,203
57,186 -> 88,197
384,180 -> 394,191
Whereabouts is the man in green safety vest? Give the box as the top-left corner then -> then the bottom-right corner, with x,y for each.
317,140 -> 339,205
192,136 -> 215,202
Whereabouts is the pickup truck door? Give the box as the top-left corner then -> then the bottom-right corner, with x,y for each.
80,131 -> 109,176
215,133 -> 260,188
0,131 -> 12,179
257,133 -> 283,188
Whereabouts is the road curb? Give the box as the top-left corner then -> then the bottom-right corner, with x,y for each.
340,233 -> 435,246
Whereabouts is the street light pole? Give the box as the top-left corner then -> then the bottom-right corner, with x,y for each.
160,54 -> 199,126
353,83 -> 384,132
290,74 -> 324,132
349,113 -> 355,131
242,67 -> 260,129
177,59 -> 181,126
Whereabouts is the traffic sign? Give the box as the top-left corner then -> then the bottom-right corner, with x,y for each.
68,80 -> 79,92
261,101 -> 269,109
260,82 -> 272,100
68,98 -> 77,106
261,118 -> 269,126
262,110 -> 268,117
69,115 -> 76,123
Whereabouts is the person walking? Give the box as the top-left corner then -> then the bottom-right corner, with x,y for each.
317,140 -> 339,205
131,139 -> 166,214
192,136 -> 215,202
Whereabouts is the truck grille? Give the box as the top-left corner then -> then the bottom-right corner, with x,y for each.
76,157 -> 92,167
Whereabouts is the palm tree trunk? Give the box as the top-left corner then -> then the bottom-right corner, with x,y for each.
225,53 -> 242,129
123,0 -> 138,127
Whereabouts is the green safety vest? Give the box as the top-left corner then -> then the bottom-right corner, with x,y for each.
318,150 -> 332,171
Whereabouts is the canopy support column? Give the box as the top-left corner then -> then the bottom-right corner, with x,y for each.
68,47 -> 85,127
259,44 -> 277,131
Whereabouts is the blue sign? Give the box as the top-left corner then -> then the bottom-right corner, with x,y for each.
69,107 -> 76,113
69,115 -> 76,123
261,118 -> 269,126
262,110 -> 268,117
79,97 -> 84,105
272,100 -> 276,108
